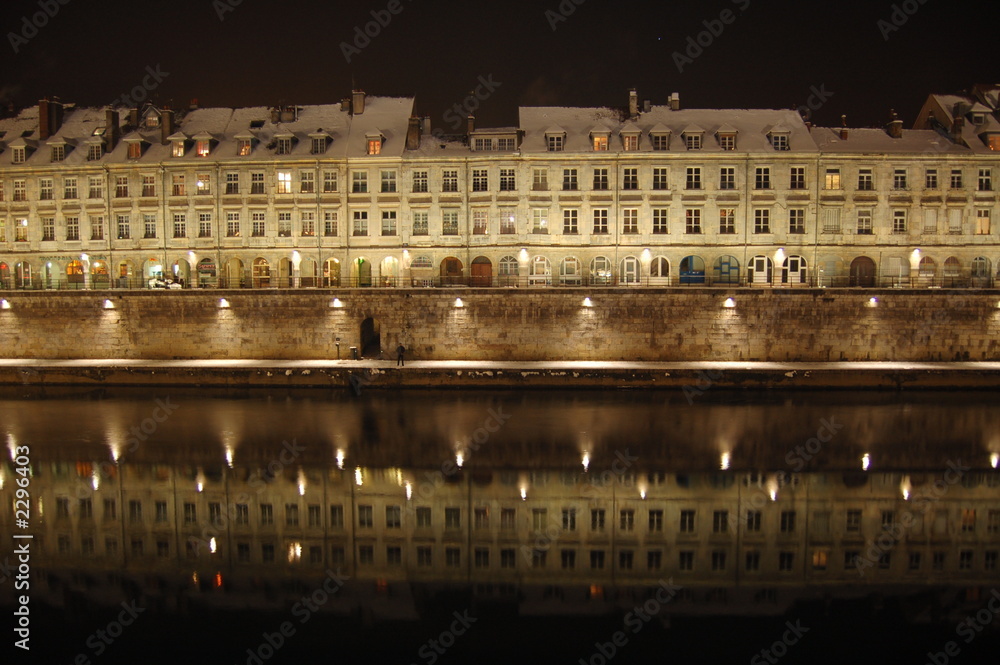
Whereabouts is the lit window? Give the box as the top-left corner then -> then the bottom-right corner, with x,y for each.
277,171 -> 291,194
196,140 -> 210,157
367,137 -> 382,155
238,139 -> 252,156
172,140 -> 185,158
593,135 -> 608,151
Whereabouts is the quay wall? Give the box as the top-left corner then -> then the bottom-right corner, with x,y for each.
0,288 -> 998,362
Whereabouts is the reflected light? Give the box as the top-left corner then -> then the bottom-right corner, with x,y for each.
103,299 -> 115,310
766,476 -> 779,501
335,449 -> 346,470
991,453 -> 998,469
520,487 -> 527,501
582,297 -> 593,308
900,476 -> 912,501
720,452 -> 731,470
219,298 -> 230,309
868,297 -> 879,307
355,467 -> 363,487
0,467 -> 5,490
108,442 -> 121,463
456,452 -> 464,468
405,481 -> 413,500
297,469 -> 306,496
331,298 -> 343,308
209,537 -> 217,553
91,467 -> 100,491
225,447 -> 234,468
639,488 -> 647,500
582,452 -> 590,472
196,468 -> 205,493
287,543 -> 302,562
861,453 -> 871,471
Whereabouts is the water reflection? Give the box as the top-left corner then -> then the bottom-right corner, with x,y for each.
1,389 -> 999,663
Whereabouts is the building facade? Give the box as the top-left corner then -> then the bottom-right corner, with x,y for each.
1,87 -> 999,291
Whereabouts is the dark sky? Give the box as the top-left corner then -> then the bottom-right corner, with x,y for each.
1,0 -> 998,129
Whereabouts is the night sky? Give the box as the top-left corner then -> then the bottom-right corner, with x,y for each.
1,0 -> 999,129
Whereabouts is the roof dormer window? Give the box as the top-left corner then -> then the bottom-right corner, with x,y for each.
87,142 -> 104,161
769,129 -> 790,151
275,136 -> 294,155
195,139 -> 211,157
235,135 -> 253,156
649,125 -> 671,151
545,127 -> 566,152
590,126 -> 610,151
682,127 -> 704,151
11,146 -> 25,164
716,125 -> 738,151
125,137 -> 145,160
51,144 -> 65,162
310,136 -> 329,155
366,131 -> 384,155
173,141 -> 185,157
143,111 -> 160,129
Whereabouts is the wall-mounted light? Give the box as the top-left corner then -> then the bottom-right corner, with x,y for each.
454,297 -> 464,308
0,299 -> 9,310
331,298 -> 343,308
219,298 -> 230,308
991,453 -> 998,469
861,453 -> 871,471
582,297 -> 593,307
867,297 -> 879,307
723,298 -> 736,308
103,299 -> 115,310
720,452 -> 731,470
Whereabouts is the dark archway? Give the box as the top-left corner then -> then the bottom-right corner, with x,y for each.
360,317 -> 381,358
850,256 -> 876,287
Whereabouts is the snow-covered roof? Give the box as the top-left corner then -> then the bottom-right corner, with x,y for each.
518,105 -> 817,153
810,127 -> 972,154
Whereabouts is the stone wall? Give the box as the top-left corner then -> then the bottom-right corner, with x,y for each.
0,288 -> 998,361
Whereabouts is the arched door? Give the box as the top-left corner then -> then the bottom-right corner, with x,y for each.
323,258 -> 341,287
781,256 -> 807,286
748,256 -> 773,285
300,258 -> 317,287
470,256 -> 492,287
440,257 -> 464,286
849,257 -> 876,287
713,256 -> 740,285
252,257 -> 271,288
92,261 -> 110,288
649,257 -> 670,286
0,263 -> 9,289
170,259 -> 190,287
225,258 -> 245,288
278,257 -> 292,288
680,255 -> 705,284
620,256 -> 640,285
14,262 -> 32,289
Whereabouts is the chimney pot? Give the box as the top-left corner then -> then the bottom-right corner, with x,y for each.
669,92 -> 680,111
423,116 -> 431,135
467,115 -> 475,135
352,90 -> 366,115
406,116 -> 422,150
161,109 -> 174,145
628,88 -> 638,119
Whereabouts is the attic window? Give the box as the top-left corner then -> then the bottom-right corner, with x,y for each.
650,133 -> 670,150
276,137 -> 293,155
195,140 -> 211,157
93,127 -> 106,137
622,134 -> 639,151
172,140 -> 185,158
972,113 -> 986,125
546,134 -> 565,152
770,133 -> 790,151
238,138 -> 252,156
144,114 -> 160,129
988,135 -> 1000,151
311,137 -> 327,155
51,145 -> 65,162
592,135 -> 608,151
127,142 -> 143,160
718,133 -> 737,151
367,137 -> 383,155
683,134 -> 702,150
11,147 -> 26,164
87,143 -> 103,161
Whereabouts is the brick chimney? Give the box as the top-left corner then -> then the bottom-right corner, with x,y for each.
840,115 -> 849,141
39,98 -> 51,139
352,90 -> 366,115
405,116 -> 421,150
467,115 -> 475,135
161,108 -> 174,145
105,109 -> 121,152
669,92 -> 680,111
628,88 -> 638,119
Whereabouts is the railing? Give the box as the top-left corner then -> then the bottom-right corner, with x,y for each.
0,272 -> 994,291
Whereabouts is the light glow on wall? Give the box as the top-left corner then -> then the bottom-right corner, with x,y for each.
720,452 -> 731,470
454,298 -> 464,308
723,298 -> 736,309
219,298 -> 230,308
103,299 -> 115,309
0,300 -> 9,310
861,453 -> 871,471
331,298 -> 343,308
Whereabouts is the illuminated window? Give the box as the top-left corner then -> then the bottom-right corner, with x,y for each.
276,171 -> 291,194
366,137 -> 382,155
622,134 -> 639,151
593,135 -> 608,151
196,140 -> 210,157
172,140 -> 185,157
976,209 -> 991,235
196,174 -> 210,195
238,139 -> 252,156
824,168 -> 841,189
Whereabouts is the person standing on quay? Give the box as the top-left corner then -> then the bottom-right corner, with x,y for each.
396,343 -> 406,367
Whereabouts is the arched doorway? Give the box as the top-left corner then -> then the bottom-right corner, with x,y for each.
42,262 -> 54,289
680,255 -> 705,284
559,257 -> 580,286
225,258 -> 245,288
747,256 -> 773,285
360,317 -> 381,358
353,258 -> 372,287
170,259 -> 190,287
66,260 -> 84,289
300,258 -> 317,287
590,256 -> 612,286
713,255 -> 740,285
917,256 -> 936,287
440,257 -> 464,286
849,257 -> 876,287
943,256 -> 961,287
620,256 -> 640,285
14,261 -> 32,289
0,262 -> 9,289
649,256 -> 670,286
380,257 -> 399,287
529,256 -> 551,286
252,257 -> 271,288
278,257 -> 292,288
323,258 -> 341,287
971,256 -> 992,288
197,258 -> 217,287
91,261 -> 110,288
497,255 -> 518,287
781,256 -> 807,286
471,256 -> 493,287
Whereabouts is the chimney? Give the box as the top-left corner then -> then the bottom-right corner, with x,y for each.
406,116 -> 422,150
189,98 -> 199,111
128,107 -> 139,129
352,90 -> 366,115
161,108 -> 174,145
669,92 -> 680,111
887,117 -> 903,139
270,107 -> 280,123
105,108 -> 121,152
39,98 -> 51,139
840,115 -> 849,140
628,88 -> 638,119
50,98 -> 64,137
952,115 -> 965,141
280,106 -> 296,122
340,97 -> 351,112
423,116 -> 431,135
467,115 -> 475,135
643,99 -> 651,113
